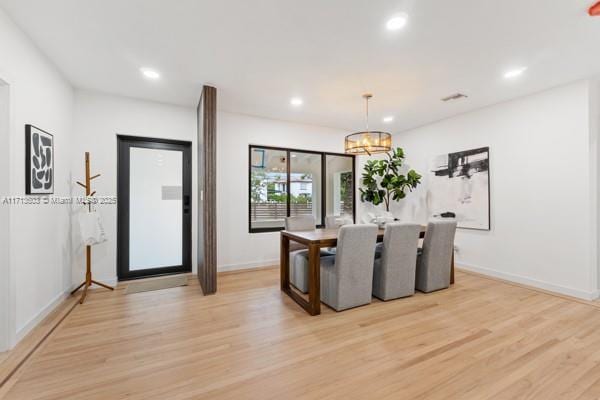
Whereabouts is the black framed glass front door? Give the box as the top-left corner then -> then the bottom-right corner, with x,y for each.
117,135 -> 192,280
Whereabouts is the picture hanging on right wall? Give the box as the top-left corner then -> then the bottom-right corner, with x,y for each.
428,146 -> 490,230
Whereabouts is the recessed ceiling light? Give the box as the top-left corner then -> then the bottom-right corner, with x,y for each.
503,67 -> 527,79
383,116 -> 394,123
290,97 -> 303,106
140,68 -> 160,80
386,13 -> 408,31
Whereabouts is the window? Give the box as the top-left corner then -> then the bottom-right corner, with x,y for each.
249,146 -> 355,233
326,154 -> 354,222
290,151 -> 321,222
250,148 -> 287,231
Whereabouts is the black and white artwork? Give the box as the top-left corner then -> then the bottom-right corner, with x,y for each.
25,125 -> 54,194
428,147 -> 490,230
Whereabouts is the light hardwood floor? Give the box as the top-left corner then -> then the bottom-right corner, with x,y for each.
3,268 -> 600,399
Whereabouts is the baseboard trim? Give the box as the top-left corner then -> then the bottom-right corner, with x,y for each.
1,295 -> 78,390
218,259 -> 279,273
218,265 -> 278,276
458,261 -> 599,301
15,290 -> 69,342
16,275 -> 118,343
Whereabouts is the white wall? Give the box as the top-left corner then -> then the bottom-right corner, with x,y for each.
592,79 -> 600,290
0,7 -> 75,343
217,112 -> 348,271
71,90 -> 196,283
386,81 -> 598,299
0,81 -> 10,352
72,99 -> 349,277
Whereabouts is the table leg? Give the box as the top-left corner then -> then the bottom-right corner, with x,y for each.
280,234 -> 290,291
307,243 -> 321,316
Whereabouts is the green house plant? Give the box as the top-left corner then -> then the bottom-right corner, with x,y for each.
359,147 -> 422,213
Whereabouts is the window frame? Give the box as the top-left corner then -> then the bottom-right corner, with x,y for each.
248,145 -> 356,233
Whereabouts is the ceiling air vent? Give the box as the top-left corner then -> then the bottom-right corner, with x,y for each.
441,93 -> 468,102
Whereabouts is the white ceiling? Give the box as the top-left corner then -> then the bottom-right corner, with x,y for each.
1,0 -> 599,132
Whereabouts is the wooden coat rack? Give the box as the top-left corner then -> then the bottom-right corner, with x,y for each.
71,152 -> 114,304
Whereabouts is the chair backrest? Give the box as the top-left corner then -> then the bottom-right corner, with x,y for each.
285,215 -> 316,231
325,215 -> 352,229
334,224 -> 378,297
421,219 -> 457,273
380,222 -> 421,272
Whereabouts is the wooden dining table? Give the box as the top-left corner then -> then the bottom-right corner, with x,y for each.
280,226 -> 455,315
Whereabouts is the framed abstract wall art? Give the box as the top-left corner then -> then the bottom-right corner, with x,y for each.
428,147 -> 490,230
25,124 -> 54,195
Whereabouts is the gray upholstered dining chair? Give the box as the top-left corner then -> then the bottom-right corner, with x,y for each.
325,215 -> 352,229
308,224 -> 378,311
372,222 -> 421,301
286,215 -> 334,293
324,216 -> 352,254
285,215 -> 316,232
415,219 -> 457,293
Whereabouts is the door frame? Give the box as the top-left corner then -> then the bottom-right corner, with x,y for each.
116,135 -> 192,281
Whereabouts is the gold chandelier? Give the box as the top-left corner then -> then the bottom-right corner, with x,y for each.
344,94 -> 392,155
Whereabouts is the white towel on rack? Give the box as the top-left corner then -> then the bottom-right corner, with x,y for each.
79,209 -> 107,246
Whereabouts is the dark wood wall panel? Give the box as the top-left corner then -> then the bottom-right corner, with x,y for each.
197,85 -> 217,294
